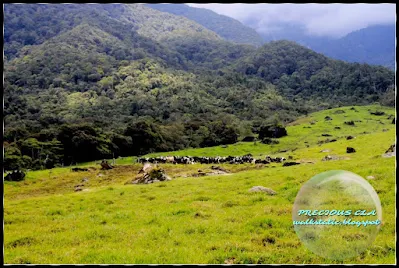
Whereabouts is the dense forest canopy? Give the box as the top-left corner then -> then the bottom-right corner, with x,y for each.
3,4 -> 395,171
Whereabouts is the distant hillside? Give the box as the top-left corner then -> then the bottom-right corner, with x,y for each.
146,3 -> 264,47
309,25 -> 395,70
251,22 -> 395,70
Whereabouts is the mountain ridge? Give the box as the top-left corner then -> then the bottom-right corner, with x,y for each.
146,3 -> 264,47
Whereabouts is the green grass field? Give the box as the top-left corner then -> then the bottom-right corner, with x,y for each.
4,105 -> 396,264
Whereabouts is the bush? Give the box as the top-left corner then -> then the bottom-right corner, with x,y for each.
242,136 -> 256,142
4,170 -> 26,181
258,124 -> 287,139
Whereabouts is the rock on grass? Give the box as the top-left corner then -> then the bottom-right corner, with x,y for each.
249,186 -> 277,195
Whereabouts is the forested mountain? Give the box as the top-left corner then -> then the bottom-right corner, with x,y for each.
146,4 -> 264,47
3,4 -> 395,171
252,22 -> 395,70
309,25 -> 396,70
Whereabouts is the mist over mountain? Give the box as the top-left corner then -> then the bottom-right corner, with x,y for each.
186,4 -> 395,70
255,23 -> 395,70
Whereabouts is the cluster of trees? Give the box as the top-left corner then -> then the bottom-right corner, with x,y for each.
3,4 -> 395,170
4,119 -> 242,170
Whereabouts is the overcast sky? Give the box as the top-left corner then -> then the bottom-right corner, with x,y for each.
188,4 -> 396,38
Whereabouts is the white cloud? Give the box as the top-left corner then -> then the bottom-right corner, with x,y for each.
187,4 -> 396,38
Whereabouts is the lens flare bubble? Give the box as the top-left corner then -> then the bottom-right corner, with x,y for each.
292,170 -> 382,260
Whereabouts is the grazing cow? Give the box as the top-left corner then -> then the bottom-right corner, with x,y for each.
165,156 -> 175,163
137,154 -> 286,165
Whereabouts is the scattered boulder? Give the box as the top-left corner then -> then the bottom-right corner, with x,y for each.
72,167 -> 88,172
100,160 -> 113,170
249,186 -> 277,195
334,126 -> 341,129
211,166 -> 229,173
346,136 -> 355,140
4,170 -> 26,181
195,170 -> 207,177
320,149 -> 330,153
288,156 -> 293,160
310,121 -> 316,125
221,145 -> 228,148
366,176 -> 375,180
81,178 -> 89,183
194,166 -> 231,177
139,162 -> 153,173
318,138 -> 337,145
283,162 -> 300,167
224,258 -> 236,265
382,144 -> 396,157
321,134 -> 332,137
74,183 -> 85,192
347,147 -> 356,153
382,129 -> 388,132
344,121 -> 355,126
324,116 -> 333,121
370,111 -> 385,116
350,107 -> 358,112
333,110 -> 345,114
128,164 -> 171,184
322,155 -> 340,161
386,144 -> 395,153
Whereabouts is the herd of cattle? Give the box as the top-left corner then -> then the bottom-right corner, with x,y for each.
136,154 -> 286,165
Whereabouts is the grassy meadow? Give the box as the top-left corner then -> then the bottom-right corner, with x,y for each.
4,105 -> 396,264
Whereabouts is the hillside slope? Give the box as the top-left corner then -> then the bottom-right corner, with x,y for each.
146,3 -> 264,47
310,25 -> 396,70
4,105 -> 395,264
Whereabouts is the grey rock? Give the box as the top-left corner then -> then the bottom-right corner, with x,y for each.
249,186 -> 277,195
